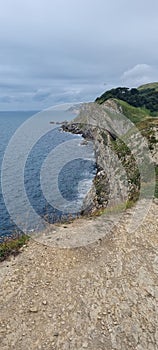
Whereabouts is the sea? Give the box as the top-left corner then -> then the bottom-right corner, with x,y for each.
0,107 -> 96,240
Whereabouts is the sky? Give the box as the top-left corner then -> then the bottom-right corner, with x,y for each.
0,0 -> 158,110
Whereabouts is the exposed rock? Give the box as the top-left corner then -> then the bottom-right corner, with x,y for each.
62,101 -> 157,214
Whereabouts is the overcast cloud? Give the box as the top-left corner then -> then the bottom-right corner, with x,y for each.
0,0 -> 158,110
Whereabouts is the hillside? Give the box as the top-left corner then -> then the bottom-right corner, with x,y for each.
63,96 -> 158,213
95,83 -> 158,116
138,82 -> 158,91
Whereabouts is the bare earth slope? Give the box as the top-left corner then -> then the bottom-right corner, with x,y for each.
0,200 -> 158,350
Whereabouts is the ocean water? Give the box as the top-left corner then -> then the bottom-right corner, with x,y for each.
0,108 -> 96,239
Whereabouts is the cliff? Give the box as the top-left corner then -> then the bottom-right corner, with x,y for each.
63,97 -> 158,214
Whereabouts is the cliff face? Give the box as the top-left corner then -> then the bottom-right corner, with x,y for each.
63,99 -> 158,214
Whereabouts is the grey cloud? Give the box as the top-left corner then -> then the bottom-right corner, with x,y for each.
0,96 -> 12,103
33,90 -> 52,101
121,64 -> 158,87
0,0 -> 158,110
0,82 -> 31,92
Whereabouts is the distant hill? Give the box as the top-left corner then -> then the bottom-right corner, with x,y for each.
95,83 -> 158,116
138,82 -> 158,91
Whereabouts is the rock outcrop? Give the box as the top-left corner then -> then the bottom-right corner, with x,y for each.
62,100 -> 158,214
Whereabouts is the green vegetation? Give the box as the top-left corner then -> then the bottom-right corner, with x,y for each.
89,199 -> 137,218
101,131 -> 108,145
110,138 -> 140,202
96,85 -> 158,115
114,99 -> 150,124
0,234 -> 29,262
94,173 -> 109,206
96,84 -> 158,202
138,82 -> 158,92
136,118 -> 158,147
155,165 -> 158,198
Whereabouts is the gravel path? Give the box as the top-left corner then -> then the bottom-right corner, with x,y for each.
0,200 -> 158,350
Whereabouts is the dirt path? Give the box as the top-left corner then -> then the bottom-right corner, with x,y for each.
0,200 -> 158,350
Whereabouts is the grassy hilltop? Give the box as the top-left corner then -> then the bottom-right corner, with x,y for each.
95,82 -> 158,118
138,82 -> 158,91
95,82 -> 158,139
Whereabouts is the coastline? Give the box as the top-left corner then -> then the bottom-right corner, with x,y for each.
1,100 -> 157,260
62,100 -> 157,215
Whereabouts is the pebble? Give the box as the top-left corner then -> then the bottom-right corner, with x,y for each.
29,307 -> 38,313
82,341 -> 88,348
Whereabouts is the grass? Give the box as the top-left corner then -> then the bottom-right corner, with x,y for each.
136,117 -> 158,137
155,165 -> 158,198
0,234 -> 30,262
113,98 -> 151,123
138,82 -> 158,92
88,199 -> 137,218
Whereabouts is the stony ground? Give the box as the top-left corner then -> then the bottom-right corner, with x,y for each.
0,200 -> 158,350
